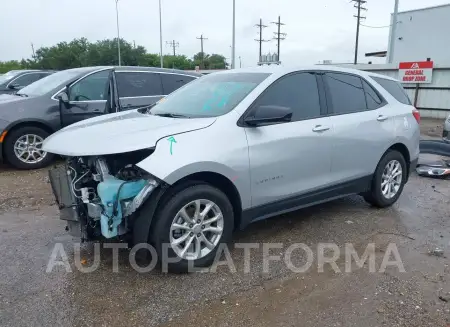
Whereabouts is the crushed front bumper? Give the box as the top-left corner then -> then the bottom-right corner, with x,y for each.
48,165 -> 87,238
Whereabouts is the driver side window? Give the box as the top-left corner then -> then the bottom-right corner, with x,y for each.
69,70 -> 110,101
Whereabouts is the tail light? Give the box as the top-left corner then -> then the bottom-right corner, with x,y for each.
412,108 -> 421,124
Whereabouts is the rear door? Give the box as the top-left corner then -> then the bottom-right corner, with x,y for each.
115,71 -> 164,110
61,69 -> 112,127
323,72 -> 393,184
245,71 -> 334,207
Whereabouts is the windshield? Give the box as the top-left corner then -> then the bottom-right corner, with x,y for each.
149,72 -> 270,118
0,71 -> 22,85
17,69 -> 86,97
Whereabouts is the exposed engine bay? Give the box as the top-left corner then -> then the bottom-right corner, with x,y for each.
48,149 -> 159,241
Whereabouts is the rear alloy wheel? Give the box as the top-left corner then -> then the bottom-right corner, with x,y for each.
150,184 -> 234,272
363,150 -> 407,208
4,127 -> 54,170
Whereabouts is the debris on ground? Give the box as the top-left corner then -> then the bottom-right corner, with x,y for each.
428,248 -> 445,258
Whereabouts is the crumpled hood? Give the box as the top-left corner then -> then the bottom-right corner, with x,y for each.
43,110 -> 216,156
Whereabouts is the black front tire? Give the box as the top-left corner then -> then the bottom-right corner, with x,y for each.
149,183 -> 234,273
4,126 -> 54,170
363,150 -> 407,208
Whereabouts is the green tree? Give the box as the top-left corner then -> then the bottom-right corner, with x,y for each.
0,60 -> 23,73
0,38 -> 227,72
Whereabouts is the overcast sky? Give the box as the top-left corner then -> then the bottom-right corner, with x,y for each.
1,0 -> 449,67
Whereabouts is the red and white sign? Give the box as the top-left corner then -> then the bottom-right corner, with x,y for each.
399,61 -> 433,83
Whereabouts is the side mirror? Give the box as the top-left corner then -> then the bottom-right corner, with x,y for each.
57,91 -> 69,103
244,105 -> 293,126
8,83 -> 20,90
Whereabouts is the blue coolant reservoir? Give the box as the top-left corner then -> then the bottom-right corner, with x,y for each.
97,177 -> 147,238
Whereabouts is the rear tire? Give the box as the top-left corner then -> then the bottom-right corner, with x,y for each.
363,150 -> 407,208
149,183 -> 234,273
4,126 -> 54,170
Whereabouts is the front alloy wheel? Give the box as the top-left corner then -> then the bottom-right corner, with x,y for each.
4,126 -> 54,170
149,183 -> 234,272
170,199 -> 224,260
14,134 -> 47,164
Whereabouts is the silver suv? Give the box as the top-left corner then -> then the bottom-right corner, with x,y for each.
44,66 -> 420,271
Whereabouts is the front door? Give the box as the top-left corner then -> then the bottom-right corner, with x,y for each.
61,69 -> 112,127
245,72 -> 334,208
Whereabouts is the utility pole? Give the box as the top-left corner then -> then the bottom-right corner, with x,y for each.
352,0 -> 367,64
255,18 -> 269,63
31,43 -> 35,58
388,0 -> 399,63
271,16 -> 286,63
196,34 -> 208,68
115,0 -> 121,66
158,0 -> 163,68
166,40 -> 179,56
231,0 -> 236,69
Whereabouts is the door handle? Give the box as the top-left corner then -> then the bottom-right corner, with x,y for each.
312,125 -> 330,132
377,115 -> 388,122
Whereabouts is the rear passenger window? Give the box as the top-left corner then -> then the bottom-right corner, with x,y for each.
324,73 -> 366,114
362,80 -> 383,110
255,72 -> 321,121
12,73 -> 42,87
116,72 -> 162,98
371,76 -> 411,105
161,74 -> 196,95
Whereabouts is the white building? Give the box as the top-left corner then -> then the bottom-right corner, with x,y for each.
386,3 -> 450,64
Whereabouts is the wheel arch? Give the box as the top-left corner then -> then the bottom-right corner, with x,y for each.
166,171 -> 243,231
384,142 -> 411,179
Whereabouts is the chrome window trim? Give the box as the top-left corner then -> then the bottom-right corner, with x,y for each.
119,95 -> 165,100
69,100 -> 107,104
114,70 -> 199,79
50,67 -> 113,102
6,72 -> 42,88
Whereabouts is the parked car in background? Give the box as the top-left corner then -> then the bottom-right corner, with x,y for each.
44,66 -> 420,271
0,66 -> 201,169
0,70 -> 55,95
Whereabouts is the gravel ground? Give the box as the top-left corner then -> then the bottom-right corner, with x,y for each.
0,118 -> 449,327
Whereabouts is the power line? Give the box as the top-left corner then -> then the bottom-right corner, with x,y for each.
196,34 -> 208,69
352,0 -> 367,64
360,22 -> 394,28
271,16 -> 286,63
166,40 -> 179,56
254,18 -> 269,63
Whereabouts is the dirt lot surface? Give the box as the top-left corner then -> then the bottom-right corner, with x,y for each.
0,118 -> 449,327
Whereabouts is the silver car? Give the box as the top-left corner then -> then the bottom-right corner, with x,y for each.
44,66 -> 420,271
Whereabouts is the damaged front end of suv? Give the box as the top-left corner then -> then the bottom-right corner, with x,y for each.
48,149 -> 162,242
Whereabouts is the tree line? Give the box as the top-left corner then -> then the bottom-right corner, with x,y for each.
0,38 -> 228,73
